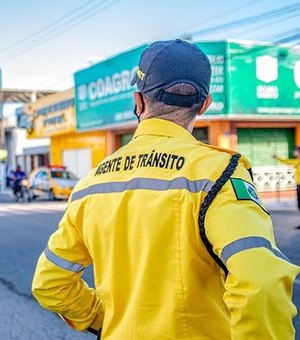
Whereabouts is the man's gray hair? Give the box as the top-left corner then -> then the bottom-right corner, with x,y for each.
143,83 -> 204,125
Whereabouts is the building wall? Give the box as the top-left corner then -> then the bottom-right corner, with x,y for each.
50,130 -> 106,170
195,119 -> 300,150
194,119 -> 300,192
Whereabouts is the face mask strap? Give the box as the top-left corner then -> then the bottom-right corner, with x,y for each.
133,93 -> 145,124
134,105 -> 140,123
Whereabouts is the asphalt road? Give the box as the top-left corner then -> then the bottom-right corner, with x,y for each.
0,192 -> 299,339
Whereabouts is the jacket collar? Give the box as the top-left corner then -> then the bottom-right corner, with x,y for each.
133,118 -> 197,142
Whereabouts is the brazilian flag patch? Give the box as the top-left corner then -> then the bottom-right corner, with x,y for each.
230,178 -> 269,214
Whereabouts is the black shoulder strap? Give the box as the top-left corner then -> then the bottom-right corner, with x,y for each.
198,153 -> 241,276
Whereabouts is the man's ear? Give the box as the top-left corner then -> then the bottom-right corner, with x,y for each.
197,94 -> 213,116
134,92 -> 144,116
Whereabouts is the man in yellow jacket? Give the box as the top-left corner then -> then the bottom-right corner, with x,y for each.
32,39 -> 299,339
274,148 -> 300,229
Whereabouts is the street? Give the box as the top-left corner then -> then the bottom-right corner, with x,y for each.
0,195 -> 92,339
0,193 -> 299,339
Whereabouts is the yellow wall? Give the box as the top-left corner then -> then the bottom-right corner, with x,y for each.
50,130 -> 106,168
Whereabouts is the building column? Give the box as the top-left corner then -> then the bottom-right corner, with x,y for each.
296,125 -> 300,147
106,131 -> 117,155
210,121 -> 237,150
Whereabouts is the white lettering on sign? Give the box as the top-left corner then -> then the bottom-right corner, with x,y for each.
88,81 -> 98,100
256,85 -> 279,99
78,85 -> 88,101
210,84 -> 224,93
294,91 -> 300,99
207,55 -> 224,64
112,73 -> 122,94
78,67 -> 137,102
209,101 -> 224,110
211,66 -> 224,76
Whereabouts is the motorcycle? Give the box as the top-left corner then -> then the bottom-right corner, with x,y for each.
13,178 -> 31,202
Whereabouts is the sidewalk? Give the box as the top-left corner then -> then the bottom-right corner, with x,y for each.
260,190 -> 298,211
263,197 -> 298,211
0,187 -> 15,203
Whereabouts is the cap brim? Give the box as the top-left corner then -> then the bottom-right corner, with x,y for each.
131,74 -> 137,86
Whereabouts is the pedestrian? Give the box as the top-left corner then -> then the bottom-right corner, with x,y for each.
5,164 -> 13,188
274,147 -> 300,227
32,39 -> 300,339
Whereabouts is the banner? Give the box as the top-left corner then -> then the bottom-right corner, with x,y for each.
74,45 -> 146,130
228,41 -> 300,115
74,40 -> 300,131
26,98 -> 76,138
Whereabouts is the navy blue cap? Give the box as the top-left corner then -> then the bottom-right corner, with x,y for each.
131,39 -> 211,107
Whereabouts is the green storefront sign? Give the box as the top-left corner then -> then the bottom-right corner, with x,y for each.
195,41 -> 227,114
74,45 -> 146,130
74,40 -> 300,131
228,41 -> 300,115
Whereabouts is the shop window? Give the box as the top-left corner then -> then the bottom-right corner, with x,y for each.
37,153 -> 49,167
192,127 -> 209,144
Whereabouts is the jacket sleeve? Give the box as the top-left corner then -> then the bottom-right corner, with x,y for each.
32,202 -> 104,332
274,155 -> 297,166
205,163 -> 300,339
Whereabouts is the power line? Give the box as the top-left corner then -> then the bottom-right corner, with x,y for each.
277,31 -> 300,44
274,27 -> 300,41
189,3 -> 300,40
221,29 -> 300,63
228,12 -> 300,42
0,0 -> 117,61
0,0 -> 121,63
179,0 -> 263,38
29,0 -> 263,90
0,0 -> 101,55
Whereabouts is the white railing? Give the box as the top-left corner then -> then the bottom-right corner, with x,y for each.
252,165 -> 296,192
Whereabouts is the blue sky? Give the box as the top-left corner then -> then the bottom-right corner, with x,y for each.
0,0 -> 299,91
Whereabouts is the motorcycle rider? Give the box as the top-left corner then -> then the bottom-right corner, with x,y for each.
12,165 -> 26,196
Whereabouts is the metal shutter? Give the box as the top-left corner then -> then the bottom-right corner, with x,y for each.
237,128 -> 295,166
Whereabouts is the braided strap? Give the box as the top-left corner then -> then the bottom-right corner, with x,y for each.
198,153 -> 241,276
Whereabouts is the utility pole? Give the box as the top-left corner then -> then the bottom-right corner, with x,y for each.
0,68 -> 5,193
0,68 -> 4,149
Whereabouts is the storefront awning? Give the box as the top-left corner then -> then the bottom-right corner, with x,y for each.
0,88 -> 57,104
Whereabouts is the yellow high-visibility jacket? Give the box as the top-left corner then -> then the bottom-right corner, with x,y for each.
32,118 -> 299,339
274,155 -> 300,185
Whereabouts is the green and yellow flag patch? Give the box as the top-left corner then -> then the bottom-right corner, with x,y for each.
230,178 -> 268,213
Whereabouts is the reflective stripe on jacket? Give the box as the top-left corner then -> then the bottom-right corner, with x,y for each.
32,118 -> 300,339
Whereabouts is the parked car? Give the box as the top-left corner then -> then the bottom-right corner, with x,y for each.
27,166 -> 79,201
